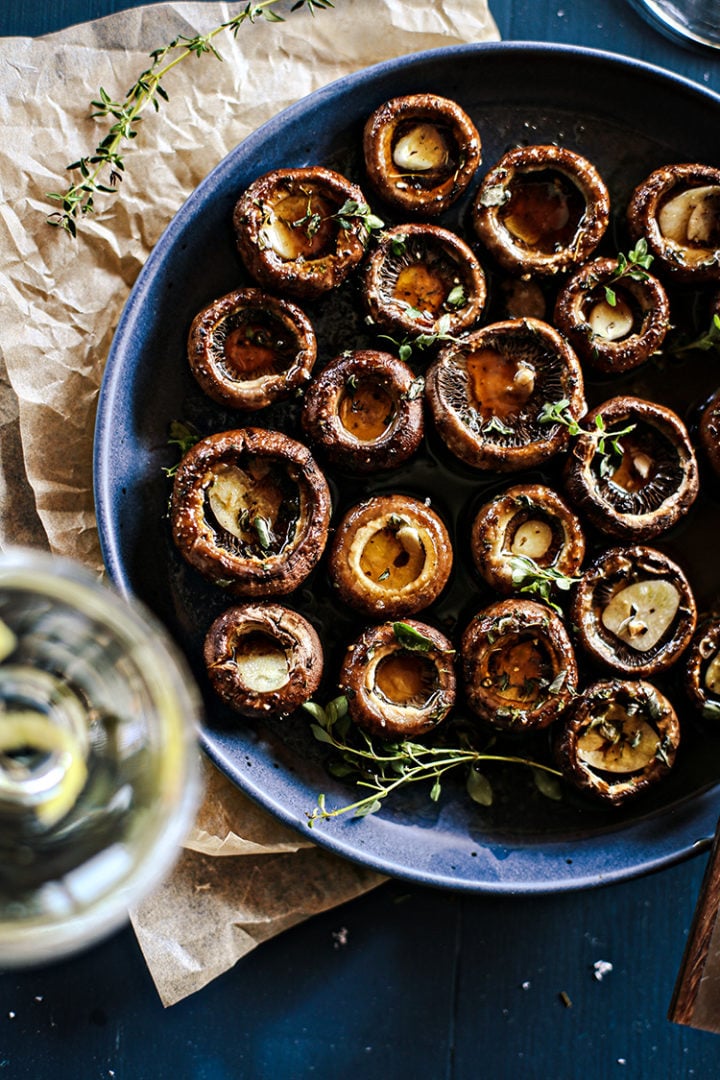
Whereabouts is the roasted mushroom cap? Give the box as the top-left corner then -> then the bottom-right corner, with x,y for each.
564,396 -> 699,541
328,494 -> 453,619
187,288 -> 317,410
362,224 -> 486,338
339,619 -> 456,740
363,93 -> 481,216
553,257 -> 670,374
233,166 -> 372,299
204,602 -> 323,717
626,163 -> 720,283
554,678 -> 680,806
684,617 -> 720,724
699,387 -> 720,478
170,428 -> 331,596
460,598 -> 578,732
300,349 -> 424,472
472,144 -> 610,277
571,544 -> 697,678
425,317 -> 586,471
471,483 -> 585,595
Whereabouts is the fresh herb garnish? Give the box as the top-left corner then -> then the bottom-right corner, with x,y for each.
381,312 -> 464,363
668,313 -> 720,357
292,196 -> 383,239
603,238 -> 653,307
507,553 -> 582,614
445,284 -> 466,309
253,515 -> 272,550
538,398 -> 635,477
482,414 -> 514,437
391,622 -> 437,652
333,198 -> 384,235
302,695 -> 564,824
46,0 -> 335,236
162,419 -> 201,476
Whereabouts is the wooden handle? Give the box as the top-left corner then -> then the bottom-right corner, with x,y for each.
669,819 -> 720,1032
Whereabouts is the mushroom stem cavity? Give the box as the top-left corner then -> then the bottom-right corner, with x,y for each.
705,651 -> 720,695
357,519 -> 426,591
466,347 -> 536,420
206,460 -> 298,557
262,189 -> 336,260
373,651 -> 439,708
499,169 -> 582,252
338,379 -> 395,441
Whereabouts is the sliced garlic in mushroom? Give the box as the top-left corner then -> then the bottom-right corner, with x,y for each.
393,123 -> 449,172
233,634 -> 290,692
577,709 -> 661,773
510,519 -> 554,560
207,465 -> 251,538
658,185 -> 720,247
588,296 -> 634,341
601,579 -> 680,653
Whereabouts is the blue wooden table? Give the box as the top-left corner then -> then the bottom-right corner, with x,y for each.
2,1 -> 720,1076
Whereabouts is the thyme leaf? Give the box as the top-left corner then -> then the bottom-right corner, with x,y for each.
46,0 -> 335,236
253,515 -> 272,550
391,622 -> 436,652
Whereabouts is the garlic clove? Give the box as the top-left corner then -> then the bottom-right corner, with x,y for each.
658,185 -> 720,246
392,123 -> 449,173
510,519 -> 554,560
588,296 -> 634,341
601,579 -> 680,653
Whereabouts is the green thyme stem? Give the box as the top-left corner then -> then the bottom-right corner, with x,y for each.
46,0 -> 333,236
304,696 -> 563,825
310,747 -> 561,820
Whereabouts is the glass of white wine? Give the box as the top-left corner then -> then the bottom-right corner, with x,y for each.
627,0 -> 720,49
0,547 -> 202,966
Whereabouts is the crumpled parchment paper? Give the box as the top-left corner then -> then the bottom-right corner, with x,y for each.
0,0 -> 499,1005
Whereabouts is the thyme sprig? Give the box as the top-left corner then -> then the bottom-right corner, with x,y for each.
538,398 -> 635,478
507,554 -> 582,614
380,312 -> 465,364
46,0 -> 334,236
290,196 -> 384,240
603,238 -> 653,307
162,419 -> 201,476
668,313 -> 720,357
302,695 -> 563,825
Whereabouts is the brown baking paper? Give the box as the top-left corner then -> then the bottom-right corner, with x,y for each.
0,0 -> 499,1004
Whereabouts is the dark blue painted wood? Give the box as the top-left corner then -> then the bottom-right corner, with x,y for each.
1,0 -> 720,1076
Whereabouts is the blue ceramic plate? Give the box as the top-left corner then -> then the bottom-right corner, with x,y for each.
95,43 -> 720,893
